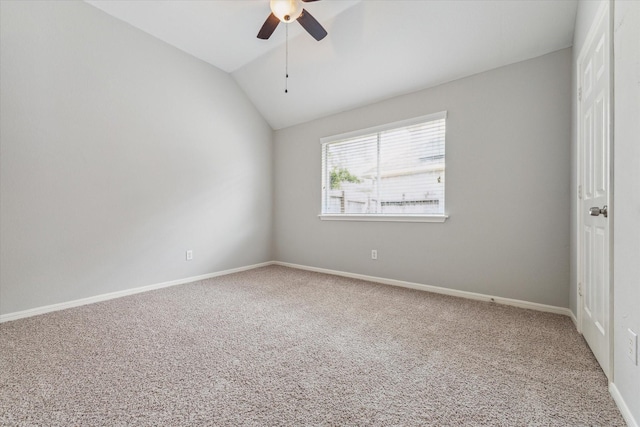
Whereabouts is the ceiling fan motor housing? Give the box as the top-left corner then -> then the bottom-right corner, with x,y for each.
271,0 -> 302,23
258,0 -> 327,41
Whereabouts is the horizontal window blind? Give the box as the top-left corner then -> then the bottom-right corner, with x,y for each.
321,112 -> 446,216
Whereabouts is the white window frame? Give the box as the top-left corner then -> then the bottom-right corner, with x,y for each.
319,111 -> 449,223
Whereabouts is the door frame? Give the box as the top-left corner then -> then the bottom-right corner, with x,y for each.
575,0 -> 615,380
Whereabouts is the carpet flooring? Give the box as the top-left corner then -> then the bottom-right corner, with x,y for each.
0,266 -> 625,426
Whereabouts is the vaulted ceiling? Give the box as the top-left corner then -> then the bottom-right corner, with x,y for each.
85,0 -> 578,130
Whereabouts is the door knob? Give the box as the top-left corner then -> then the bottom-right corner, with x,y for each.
589,205 -> 608,218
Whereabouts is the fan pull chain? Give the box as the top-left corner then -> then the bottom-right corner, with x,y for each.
285,24 -> 289,94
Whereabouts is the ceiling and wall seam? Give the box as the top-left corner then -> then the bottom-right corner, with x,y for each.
84,0 -> 579,130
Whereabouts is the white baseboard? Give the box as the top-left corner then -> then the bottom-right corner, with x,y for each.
1,260 -> 573,323
0,261 -> 274,323
610,382 -> 639,427
569,310 -> 579,329
273,261 -> 572,317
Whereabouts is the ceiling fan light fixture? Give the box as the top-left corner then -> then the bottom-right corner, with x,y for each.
270,0 -> 303,23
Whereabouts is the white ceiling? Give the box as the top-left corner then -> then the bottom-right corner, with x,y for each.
85,0 -> 578,130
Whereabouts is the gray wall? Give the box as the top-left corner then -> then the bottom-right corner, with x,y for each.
0,1 -> 273,315
613,0 -> 640,421
274,49 -> 572,308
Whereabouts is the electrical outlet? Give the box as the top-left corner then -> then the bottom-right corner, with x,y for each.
371,250 -> 377,260
627,329 -> 638,365
186,250 -> 193,261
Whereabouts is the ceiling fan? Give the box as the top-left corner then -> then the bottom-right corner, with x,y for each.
258,0 -> 328,41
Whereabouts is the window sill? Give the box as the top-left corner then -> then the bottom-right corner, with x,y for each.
318,214 -> 449,223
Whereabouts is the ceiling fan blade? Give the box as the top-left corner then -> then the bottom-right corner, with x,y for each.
297,9 -> 327,41
301,0 -> 321,2
257,13 -> 280,39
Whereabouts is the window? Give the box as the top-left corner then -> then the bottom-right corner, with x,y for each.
320,112 -> 447,222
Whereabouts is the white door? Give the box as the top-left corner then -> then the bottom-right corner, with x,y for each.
579,5 -> 611,379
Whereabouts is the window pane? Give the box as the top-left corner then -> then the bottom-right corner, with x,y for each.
321,113 -> 445,217
324,134 -> 377,214
378,120 -> 445,215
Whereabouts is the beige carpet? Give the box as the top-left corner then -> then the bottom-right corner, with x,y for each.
0,266 -> 624,426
